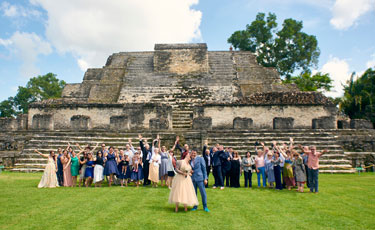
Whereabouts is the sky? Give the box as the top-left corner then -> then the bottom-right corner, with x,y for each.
0,0 -> 374,101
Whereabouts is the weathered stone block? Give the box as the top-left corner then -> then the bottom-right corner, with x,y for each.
110,115 -> 129,130
149,118 -> 169,130
154,43 -> 208,75
312,116 -> 336,129
233,117 -> 253,129
16,114 -> 28,130
70,115 -> 90,130
0,117 -> 16,131
273,117 -> 294,129
192,117 -> 212,130
350,119 -> 374,129
32,114 -> 53,130
337,119 -> 350,129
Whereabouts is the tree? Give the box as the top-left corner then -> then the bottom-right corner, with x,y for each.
341,68 -> 375,123
26,73 -> 66,100
228,12 -> 320,78
283,71 -> 333,92
0,73 -> 66,117
0,97 -> 16,117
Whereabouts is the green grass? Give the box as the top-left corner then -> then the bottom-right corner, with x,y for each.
0,172 -> 374,230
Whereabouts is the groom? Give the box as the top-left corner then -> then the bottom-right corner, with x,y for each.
190,149 -> 210,212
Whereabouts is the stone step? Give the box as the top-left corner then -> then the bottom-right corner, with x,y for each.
173,112 -> 193,116
172,118 -> 192,121
18,158 -> 51,164
172,125 -> 191,129
318,164 -> 354,169
320,154 -> 349,159
344,152 -> 375,155
318,159 -> 352,164
319,169 -> 356,174
173,113 -> 193,117
14,163 -> 47,168
172,121 -> 192,125
30,136 -> 154,141
11,168 -> 44,173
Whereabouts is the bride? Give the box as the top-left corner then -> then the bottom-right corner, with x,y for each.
35,149 -> 59,188
168,152 -> 198,212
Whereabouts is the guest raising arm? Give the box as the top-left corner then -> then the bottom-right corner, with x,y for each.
139,134 -> 152,186
175,136 -> 190,160
148,136 -> 161,188
301,145 -> 328,194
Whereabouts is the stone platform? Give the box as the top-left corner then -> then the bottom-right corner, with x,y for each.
4,129 -> 372,174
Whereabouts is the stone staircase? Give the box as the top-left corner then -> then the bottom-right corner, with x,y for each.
11,130 -> 356,173
208,51 -> 236,79
206,129 -> 355,173
12,132 -> 159,172
172,109 -> 193,130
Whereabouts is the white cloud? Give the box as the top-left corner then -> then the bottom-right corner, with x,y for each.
0,31 -> 52,78
330,0 -> 375,30
31,0 -> 202,71
0,38 -> 12,46
1,1 -> 41,18
320,57 -> 351,97
366,54 -> 375,68
1,2 -> 17,17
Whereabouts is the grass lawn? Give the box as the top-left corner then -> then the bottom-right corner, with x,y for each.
0,172 -> 374,230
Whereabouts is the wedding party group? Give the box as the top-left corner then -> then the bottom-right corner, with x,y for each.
36,134 -> 327,212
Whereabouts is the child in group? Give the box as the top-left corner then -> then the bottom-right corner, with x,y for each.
133,152 -> 140,173
292,151 -> 306,193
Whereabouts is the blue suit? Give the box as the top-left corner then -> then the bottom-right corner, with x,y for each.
212,150 -> 225,187
56,154 -> 64,186
191,156 -> 208,209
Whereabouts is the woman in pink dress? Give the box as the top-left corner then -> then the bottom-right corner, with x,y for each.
61,150 -> 73,187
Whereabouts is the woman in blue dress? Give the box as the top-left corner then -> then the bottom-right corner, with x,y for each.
131,151 -> 144,187
104,146 -> 119,187
265,151 -> 275,188
84,152 -> 95,187
123,154 -> 132,187
117,150 -> 126,187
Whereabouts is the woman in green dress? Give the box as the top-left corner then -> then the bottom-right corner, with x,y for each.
70,147 -> 82,187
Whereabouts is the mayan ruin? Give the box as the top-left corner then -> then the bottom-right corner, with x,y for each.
0,43 -> 373,174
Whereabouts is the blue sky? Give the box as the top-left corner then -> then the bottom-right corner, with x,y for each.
0,0 -> 374,101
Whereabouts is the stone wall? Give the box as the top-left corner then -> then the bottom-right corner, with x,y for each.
28,102 -> 172,131
197,105 -> 335,129
0,115 -> 27,131
0,132 -> 28,168
337,130 -> 375,152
